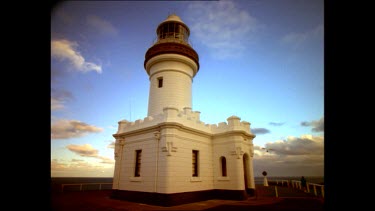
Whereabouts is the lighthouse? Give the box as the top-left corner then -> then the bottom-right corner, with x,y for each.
112,14 -> 256,206
144,14 -> 199,116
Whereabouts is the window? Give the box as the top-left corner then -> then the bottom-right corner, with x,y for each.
192,150 -> 199,177
134,150 -> 142,177
220,156 -> 227,177
158,77 -> 163,88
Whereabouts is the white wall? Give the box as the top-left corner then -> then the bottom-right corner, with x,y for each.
115,122 -> 255,194
146,54 -> 198,116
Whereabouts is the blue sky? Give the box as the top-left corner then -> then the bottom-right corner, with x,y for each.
51,0 -> 324,177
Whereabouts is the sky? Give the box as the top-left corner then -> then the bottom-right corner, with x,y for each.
51,0 -> 324,178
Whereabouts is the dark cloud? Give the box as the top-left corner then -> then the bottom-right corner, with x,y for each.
301,117 -> 324,132
51,89 -> 73,101
252,128 -> 270,135
253,135 -> 324,176
269,122 -> 285,126
301,122 -> 310,126
265,135 -> 323,156
51,89 -> 74,111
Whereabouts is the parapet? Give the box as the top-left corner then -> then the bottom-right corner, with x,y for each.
116,107 -> 253,136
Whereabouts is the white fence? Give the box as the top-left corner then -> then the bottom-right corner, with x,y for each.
290,180 -> 324,198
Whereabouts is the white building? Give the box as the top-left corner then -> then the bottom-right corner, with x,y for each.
112,14 -> 256,206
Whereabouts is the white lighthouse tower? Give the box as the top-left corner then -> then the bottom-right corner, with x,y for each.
112,14 -> 256,206
144,14 -> 199,116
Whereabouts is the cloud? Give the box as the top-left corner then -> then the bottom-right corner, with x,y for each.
252,128 -> 270,135
71,159 -> 84,162
66,144 -> 99,157
51,39 -> 102,73
51,97 -> 64,111
301,117 -> 324,132
269,122 -> 285,126
51,159 -> 114,177
66,144 -> 115,164
51,89 -> 73,111
186,0 -> 258,59
107,141 -> 115,149
264,135 -> 324,156
98,156 -> 115,164
51,119 -> 103,139
281,24 -> 323,50
86,15 -> 118,36
253,134 -> 324,176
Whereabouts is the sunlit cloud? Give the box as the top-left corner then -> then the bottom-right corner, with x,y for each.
86,15 -> 118,36
67,144 -> 99,157
186,0 -> 258,59
51,39 -> 102,73
51,159 -> 114,177
98,156 -> 115,164
301,117 -> 324,132
66,144 -> 115,165
281,24 -> 323,50
252,128 -> 270,135
51,119 -> 103,139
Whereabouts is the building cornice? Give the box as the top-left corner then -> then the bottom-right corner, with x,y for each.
114,121 -> 255,140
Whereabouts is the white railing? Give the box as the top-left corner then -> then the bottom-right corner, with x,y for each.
272,179 -> 290,187
291,180 -> 324,198
307,182 -> 325,198
61,183 -> 113,192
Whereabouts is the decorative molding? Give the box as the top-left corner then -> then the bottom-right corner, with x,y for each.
154,131 -> 161,140
231,146 -> 244,159
162,141 -> 177,156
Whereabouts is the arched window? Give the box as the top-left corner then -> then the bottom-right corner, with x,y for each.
220,156 -> 227,177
